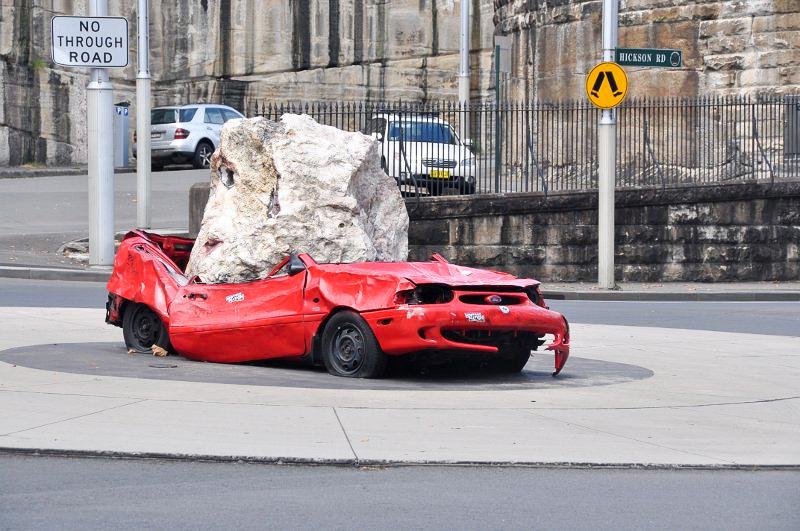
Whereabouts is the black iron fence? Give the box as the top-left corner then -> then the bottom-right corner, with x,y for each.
252,95 -> 800,196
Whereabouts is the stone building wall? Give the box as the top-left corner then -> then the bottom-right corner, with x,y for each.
2,1 -> 798,166
0,0 -> 496,166
495,0 -> 800,102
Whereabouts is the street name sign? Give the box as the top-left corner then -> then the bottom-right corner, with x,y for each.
51,16 -> 128,68
586,62 -> 628,110
615,48 -> 682,68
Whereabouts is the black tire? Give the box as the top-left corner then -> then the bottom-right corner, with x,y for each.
427,182 -> 442,196
151,161 -> 164,172
192,141 -> 214,169
321,311 -> 387,378
122,303 -> 171,354
459,180 -> 476,195
491,343 -> 532,373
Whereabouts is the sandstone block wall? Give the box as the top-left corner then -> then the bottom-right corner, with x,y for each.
3,1 -> 798,166
495,0 -> 800,101
407,181 -> 800,282
1,0 -> 496,166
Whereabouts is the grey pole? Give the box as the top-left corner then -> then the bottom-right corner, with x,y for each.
597,0 -> 618,289
458,0 -> 470,140
87,0 -> 115,265
136,0 -> 151,228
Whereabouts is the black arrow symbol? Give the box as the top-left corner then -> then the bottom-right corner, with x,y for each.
590,71 -> 605,98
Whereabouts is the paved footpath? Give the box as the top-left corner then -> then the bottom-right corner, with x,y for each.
1,306 -> 798,467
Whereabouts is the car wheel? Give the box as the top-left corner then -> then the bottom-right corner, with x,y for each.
321,311 -> 387,378
151,161 -> 164,172
491,343 -> 532,373
459,180 -> 476,195
122,303 -> 171,354
192,141 -> 214,169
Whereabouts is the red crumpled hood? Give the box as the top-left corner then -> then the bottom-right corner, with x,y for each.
313,261 -> 540,289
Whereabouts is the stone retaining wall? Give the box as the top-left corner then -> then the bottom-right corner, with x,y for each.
408,181 -> 800,282
190,181 -> 800,282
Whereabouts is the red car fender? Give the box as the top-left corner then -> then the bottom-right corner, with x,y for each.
301,263 -> 416,348
106,235 -> 184,322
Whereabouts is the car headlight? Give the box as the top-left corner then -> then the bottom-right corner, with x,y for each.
395,284 -> 454,305
460,157 -> 475,166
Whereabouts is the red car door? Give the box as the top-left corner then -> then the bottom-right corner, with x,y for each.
167,270 -> 307,363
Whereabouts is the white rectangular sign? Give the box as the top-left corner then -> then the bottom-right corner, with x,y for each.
51,16 -> 128,68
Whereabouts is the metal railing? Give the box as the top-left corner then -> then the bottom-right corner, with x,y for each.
251,95 -> 800,196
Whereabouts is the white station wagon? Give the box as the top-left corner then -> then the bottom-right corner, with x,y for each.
361,113 -> 477,195
134,104 -> 245,170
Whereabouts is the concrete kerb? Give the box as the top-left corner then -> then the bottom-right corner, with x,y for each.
2,264 -> 800,300
0,167 -> 135,179
0,265 -> 111,282
2,447 -> 798,470
540,290 -> 800,302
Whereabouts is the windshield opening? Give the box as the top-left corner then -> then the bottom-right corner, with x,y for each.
387,121 -> 457,144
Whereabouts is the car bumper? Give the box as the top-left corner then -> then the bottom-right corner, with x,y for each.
133,138 -> 195,163
363,304 -> 570,374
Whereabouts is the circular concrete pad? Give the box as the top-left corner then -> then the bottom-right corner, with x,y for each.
0,342 -> 652,391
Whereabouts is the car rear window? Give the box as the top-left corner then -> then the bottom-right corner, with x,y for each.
151,108 -> 197,124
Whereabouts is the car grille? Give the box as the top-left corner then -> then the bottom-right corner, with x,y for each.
421,158 -> 457,169
458,294 -> 525,305
442,329 -> 497,345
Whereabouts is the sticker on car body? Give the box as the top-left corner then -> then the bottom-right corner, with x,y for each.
226,292 -> 244,303
499,305 -> 510,314
464,312 -> 485,322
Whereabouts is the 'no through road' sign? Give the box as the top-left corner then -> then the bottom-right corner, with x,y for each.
51,16 -> 128,68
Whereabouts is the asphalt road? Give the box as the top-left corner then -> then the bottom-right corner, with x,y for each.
0,277 -> 797,336
1,454 -> 797,530
0,169 -> 206,266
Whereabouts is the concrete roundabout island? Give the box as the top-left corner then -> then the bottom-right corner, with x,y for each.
0,342 -> 654,392
0,306 -> 798,468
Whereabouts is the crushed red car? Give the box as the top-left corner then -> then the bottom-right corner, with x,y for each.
106,230 -> 570,378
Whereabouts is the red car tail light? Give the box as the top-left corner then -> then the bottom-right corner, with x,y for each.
174,128 -> 190,139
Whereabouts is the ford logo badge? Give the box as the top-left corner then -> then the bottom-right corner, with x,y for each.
485,295 -> 502,304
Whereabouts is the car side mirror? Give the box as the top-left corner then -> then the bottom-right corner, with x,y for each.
288,255 -> 306,276
463,138 -> 475,153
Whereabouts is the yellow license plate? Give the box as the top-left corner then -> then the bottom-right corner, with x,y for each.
430,169 -> 450,179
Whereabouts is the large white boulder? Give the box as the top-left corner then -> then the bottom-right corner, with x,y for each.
186,114 -> 409,283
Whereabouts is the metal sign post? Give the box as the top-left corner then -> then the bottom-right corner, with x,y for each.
136,0 -> 151,229
458,0 -> 470,140
52,3 -> 128,266
87,0 -> 115,266
597,0 -> 619,289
